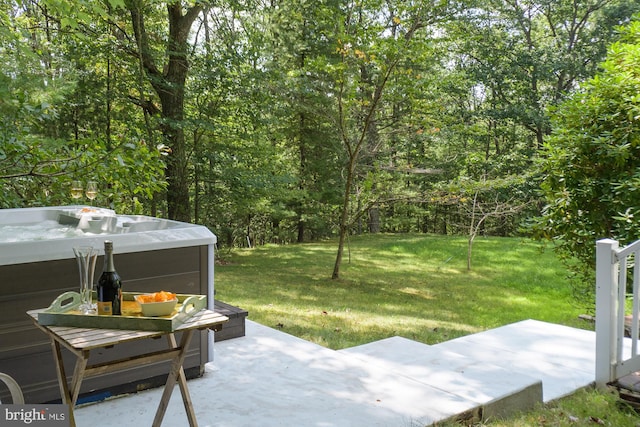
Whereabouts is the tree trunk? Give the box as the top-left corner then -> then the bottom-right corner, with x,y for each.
297,111 -> 306,243
128,2 -> 202,222
331,12 -> 423,279
160,94 -> 190,222
332,159 -> 356,280
368,205 -> 380,233
467,234 -> 473,271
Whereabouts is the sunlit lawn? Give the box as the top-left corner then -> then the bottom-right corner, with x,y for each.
215,233 -> 587,350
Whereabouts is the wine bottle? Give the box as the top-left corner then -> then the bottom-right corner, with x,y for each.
97,240 -> 122,315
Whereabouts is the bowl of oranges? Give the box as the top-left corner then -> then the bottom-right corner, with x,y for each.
135,291 -> 178,317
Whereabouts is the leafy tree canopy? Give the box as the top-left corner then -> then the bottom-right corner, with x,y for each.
538,17 -> 640,302
0,1 -> 165,211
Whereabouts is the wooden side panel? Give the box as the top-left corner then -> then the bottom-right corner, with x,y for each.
0,246 -> 209,403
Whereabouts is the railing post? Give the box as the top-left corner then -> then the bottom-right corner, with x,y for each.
595,238 -> 619,387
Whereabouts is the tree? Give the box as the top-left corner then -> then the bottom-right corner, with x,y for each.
4,0 -> 638,254
449,0 -> 638,149
538,17 -> 640,303
0,0 -> 165,211
267,0 -> 344,243
443,173 -> 531,270
124,1 -> 204,221
329,1 -> 454,279
421,0 -> 640,244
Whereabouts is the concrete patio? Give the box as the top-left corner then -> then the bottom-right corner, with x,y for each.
74,318 -> 597,426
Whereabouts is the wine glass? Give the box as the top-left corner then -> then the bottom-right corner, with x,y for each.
85,181 -> 98,203
71,181 -> 83,200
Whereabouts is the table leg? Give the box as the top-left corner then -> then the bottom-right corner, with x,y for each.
169,333 -> 198,426
69,352 -> 89,405
50,339 -> 75,427
152,330 -> 197,427
50,339 -> 88,427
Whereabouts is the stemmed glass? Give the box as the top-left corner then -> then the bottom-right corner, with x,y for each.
73,246 -> 98,314
71,181 -> 83,200
85,181 -> 98,204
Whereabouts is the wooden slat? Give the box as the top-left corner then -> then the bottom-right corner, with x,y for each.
168,334 -> 197,426
84,348 -> 181,378
28,310 -> 228,351
63,331 -> 162,350
175,310 -> 228,331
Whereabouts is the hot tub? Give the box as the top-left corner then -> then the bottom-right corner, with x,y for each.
0,206 -> 217,403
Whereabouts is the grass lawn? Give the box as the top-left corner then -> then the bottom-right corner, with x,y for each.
216,233 -> 587,349
214,233 -> 640,426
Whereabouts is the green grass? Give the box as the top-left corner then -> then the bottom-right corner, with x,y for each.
435,387 -> 640,427
216,233 -> 586,349
214,233 -> 640,426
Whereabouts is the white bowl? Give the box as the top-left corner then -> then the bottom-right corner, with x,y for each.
135,296 -> 178,317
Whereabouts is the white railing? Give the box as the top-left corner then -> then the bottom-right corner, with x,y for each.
595,238 -> 640,387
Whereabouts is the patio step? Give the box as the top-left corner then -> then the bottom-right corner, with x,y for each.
433,319 -> 596,402
213,300 -> 248,342
338,335 -> 543,422
73,319 -> 597,427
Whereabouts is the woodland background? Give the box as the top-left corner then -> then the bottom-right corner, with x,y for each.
2,1 -> 640,283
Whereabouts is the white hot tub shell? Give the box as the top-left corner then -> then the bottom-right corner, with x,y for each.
0,206 -> 217,403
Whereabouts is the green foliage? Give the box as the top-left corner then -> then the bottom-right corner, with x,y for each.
263,0 -> 346,240
0,134 -> 166,212
1,0 -> 638,254
0,2 -> 165,212
538,18 -> 640,304
420,1 -> 640,244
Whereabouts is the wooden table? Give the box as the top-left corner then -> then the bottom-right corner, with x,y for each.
28,309 -> 228,427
